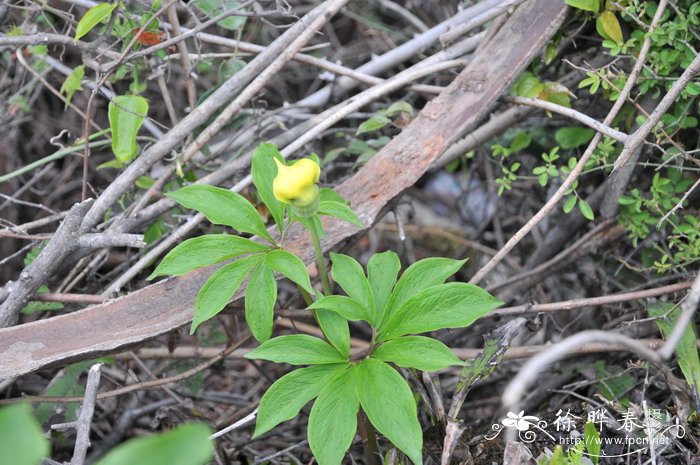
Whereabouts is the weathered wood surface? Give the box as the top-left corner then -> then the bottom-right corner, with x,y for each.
0,0 -> 567,380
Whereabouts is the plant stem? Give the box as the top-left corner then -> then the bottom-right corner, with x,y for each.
358,409 -> 381,465
309,218 -> 333,296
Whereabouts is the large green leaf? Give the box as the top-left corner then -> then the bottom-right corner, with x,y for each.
367,251 -> 401,325
309,295 -> 371,322
245,263 -> 277,342
254,364 -> 347,437
74,2 -> 117,41
316,308 -> 350,357
554,126 -> 594,149
245,335 -> 346,365
251,143 -> 285,231
648,302 -> 700,392
380,283 -> 502,340
0,403 -> 49,465
356,358 -> 422,465
329,253 -> 374,318
167,185 -> 273,242
564,0 -> 599,13
373,336 -> 464,371
379,257 -> 466,329
266,249 -> 314,295
192,255 -> 261,334
148,234 -> 269,279
193,0 -> 247,30
308,367 -> 359,465
108,95 -> 149,163
94,423 -> 213,465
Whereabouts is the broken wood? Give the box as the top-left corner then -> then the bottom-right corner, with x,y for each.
0,0 -> 567,380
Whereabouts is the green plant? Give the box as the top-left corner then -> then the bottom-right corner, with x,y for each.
150,142 -> 503,464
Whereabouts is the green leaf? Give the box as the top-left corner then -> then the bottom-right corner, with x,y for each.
380,257 -> 466,329
94,423 -> 213,465
318,200 -> 363,228
59,64 -> 85,109
356,359 -> 422,465
373,336 -> 464,371
252,143 -> 285,231
357,115 -> 391,135
563,195 -> 577,213
598,11 -> 623,44
21,285 -> 64,314
167,185 -> 273,242
74,2 -> 117,41
193,0 -> 247,30
316,309 -> 350,357
309,295 -> 371,321
578,198 -> 595,220
192,255 -> 261,334
245,264 -> 277,342
35,360 -> 96,423
0,403 -> 49,465
149,234 -> 269,279
367,251 -> 401,325
246,334 -> 346,365
648,303 -> 700,393
385,101 -> 413,117
308,367 -> 359,465
564,0 -> 599,13
329,253 -> 375,318
266,249 -> 314,295
381,282 -> 502,340
254,364 -> 347,437
512,72 -> 544,98
109,95 -> 149,163
584,422 -> 601,465
555,126 -> 594,149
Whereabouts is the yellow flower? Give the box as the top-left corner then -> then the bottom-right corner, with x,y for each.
273,158 -> 321,217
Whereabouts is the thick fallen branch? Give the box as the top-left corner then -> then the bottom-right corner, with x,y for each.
0,0 -> 567,380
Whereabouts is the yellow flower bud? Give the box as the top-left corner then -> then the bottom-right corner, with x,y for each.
273,158 -> 321,217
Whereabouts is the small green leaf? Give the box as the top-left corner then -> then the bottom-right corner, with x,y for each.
356,359 -> 423,465
373,336 -> 464,371
512,72 -> 544,98
584,422 -> 601,465
316,309 -> 350,357
254,364 -> 347,437
357,115 -> 391,135
598,11 -> 623,44
555,126 -> 595,149
385,101 -> 413,117
252,143 -> 285,231
380,257 -> 466,329
149,234 -> 269,279
329,253 -> 375,318
109,95 -> 149,163
381,282 -> 502,340
93,423 -> 213,465
648,303 -> 700,393
167,185 -> 273,242
74,2 -> 117,41
367,251 -> 401,325
0,403 -> 49,465
192,255 -> 261,334
59,64 -> 85,109
563,195 -> 577,213
245,264 -> 277,342
564,0 -> 599,13
266,249 -> 314,295
309,295 -> 371,321
193,0 -> 247,30
308,367 -> 359,465
246,334 -> 346,365
318,200 -> 363,228
578,199 -> 595,220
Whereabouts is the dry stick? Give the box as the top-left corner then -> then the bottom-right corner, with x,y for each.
612,51 -> 700,172
503,96 -> 629,142
33,293 -> 107,304
658,272 -> 700,359
439,0 -> 524,45
166,2 -> 196,112
50,363 -> 103,465
469,0 -> 670,285
103,59 -> 466,295
78,0 -> 348,232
